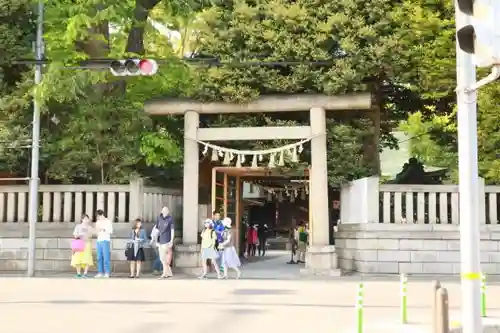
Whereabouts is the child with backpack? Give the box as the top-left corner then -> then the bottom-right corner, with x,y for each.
296,221 -> 308,264
199,219 -> 222,279
213,216 -> 225,272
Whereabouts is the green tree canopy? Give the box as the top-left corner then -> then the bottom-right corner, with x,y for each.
399,111 -> 458,181
0,0 -> 196,184
0,0 -> 34,172
4,0 -> 499,187
399,82 -> 500,185
477,84 -> 500,184
181,0 -> 462,185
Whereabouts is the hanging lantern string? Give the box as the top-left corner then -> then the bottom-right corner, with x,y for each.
188,134 -> 321,156
261,185 -> 308,192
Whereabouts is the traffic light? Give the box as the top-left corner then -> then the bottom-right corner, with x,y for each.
456,0 -> 500,67
109,59 -> 158,76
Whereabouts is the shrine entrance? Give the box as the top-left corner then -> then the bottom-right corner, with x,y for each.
144,93 -> 372,276
211,167 -> 243,253
210,166 -> 311,259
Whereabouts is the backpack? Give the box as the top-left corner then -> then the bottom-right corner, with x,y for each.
298,228 -> 308,243
214,222 -> 225,248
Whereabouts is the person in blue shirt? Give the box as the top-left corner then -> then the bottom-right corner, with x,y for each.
212,212 -> 225,272
212,212 -> 225,243
154,206 -> 175,279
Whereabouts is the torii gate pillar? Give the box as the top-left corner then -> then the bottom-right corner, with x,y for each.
305,107 -> 339,276
173,110 -> 201,275
182,110 -> 200,245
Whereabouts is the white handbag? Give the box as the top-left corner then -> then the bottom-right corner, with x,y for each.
150,226 -> 160,241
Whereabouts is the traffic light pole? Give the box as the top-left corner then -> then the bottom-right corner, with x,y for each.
27,0 -> 44,277
455,1 -> 482,333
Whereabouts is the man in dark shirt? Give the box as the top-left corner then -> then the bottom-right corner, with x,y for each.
258,224 -> 269,256
156,206 -> 174,278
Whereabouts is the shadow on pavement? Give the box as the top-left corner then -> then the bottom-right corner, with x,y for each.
232,288 -> 295,295
1,299 -> 497,311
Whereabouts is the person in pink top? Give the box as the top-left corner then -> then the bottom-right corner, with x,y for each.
246,224 -> 258,257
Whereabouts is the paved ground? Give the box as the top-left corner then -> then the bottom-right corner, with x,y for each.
2,275 -> 500,333
2,251 -> 500,333
7,250 -> 500,283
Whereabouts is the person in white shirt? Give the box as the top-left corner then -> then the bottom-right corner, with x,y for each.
95,209 -> 113,278
71,214 -> 94,278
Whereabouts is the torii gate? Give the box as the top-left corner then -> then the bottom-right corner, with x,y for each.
145,93 -> 372,275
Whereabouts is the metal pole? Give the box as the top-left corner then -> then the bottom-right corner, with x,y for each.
454,1 -> 482,333
481,274 -> 486,317
400,273 -> 408,324
27,0 -> 44,277
356,283 -> 364,333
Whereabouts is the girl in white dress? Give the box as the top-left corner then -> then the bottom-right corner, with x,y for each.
220,217 -> 242,279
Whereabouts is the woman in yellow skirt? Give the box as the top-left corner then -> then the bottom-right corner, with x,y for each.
71,214 -> 94,278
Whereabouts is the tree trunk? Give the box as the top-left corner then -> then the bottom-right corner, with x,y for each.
74,10 -> 110,58
77,0 -> 161,61
363,82 -> 382,176
73,0 -> 161,182
126,0 -> 162,54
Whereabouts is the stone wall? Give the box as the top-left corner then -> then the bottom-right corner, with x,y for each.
336,224 -> 500,275
0,223 -> 157,273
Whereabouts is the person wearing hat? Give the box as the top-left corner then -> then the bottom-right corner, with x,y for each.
199,219 -> 222,279
219,217 -> 241,279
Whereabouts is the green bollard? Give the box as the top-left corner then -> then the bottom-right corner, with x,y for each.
401,273 -> 408,324
356,283 -> 364,333
481,274 -> 487,317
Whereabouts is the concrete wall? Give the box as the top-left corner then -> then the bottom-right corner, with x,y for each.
336,223 -> 500,275
0,223 -> 156,274
0,201 -> 212,275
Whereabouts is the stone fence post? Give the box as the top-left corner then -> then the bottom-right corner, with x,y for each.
479,177 -> 486,224
129,176 -> 144,222
340,176 -> 380,224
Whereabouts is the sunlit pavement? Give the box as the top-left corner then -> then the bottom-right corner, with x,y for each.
2,276 -> 500,333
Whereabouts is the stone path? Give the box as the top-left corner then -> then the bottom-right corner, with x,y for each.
2,275 -> 500,333
238,250 -> 305,279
